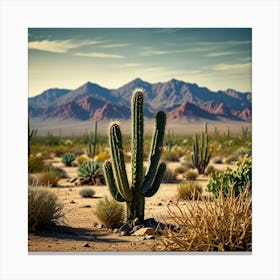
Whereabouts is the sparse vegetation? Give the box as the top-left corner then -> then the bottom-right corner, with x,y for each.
94,196 -> 124,228
76,155 -> 88,165
183,169 -> 199,181
28,186 -> 64,232
162,150 -> 180,162
174,165 -> 189,176
28,155 -> 45,173
153,186 -> 252,251
162,167 -> 176,183
37,166 -> 61,187
177,181 -> 203,200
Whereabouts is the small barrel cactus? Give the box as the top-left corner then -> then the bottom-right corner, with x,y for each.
77,160 -> 102,184
61,153 -> 75,167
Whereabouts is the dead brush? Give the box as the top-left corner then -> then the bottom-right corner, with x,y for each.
153,186 -> 252,251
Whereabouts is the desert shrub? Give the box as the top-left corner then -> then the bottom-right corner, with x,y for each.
95,151 -> 110,162
183,169 -> 198,181
162,151 -> 180,162
153,186 -> 252,251
28,155 -> 45,173
205,165 -> 218,176
174,165 -> 189,176
182,161 -> 194,169
77,155 -> 88,165
94,196 -> 124,228
28,186 -> 64,232
207,157 -> 252,197
77,160 -> 102,182
212,157 -> 223,164
177,181 -> 203,200
226,147 -> 252,164
162,167 -> 177,183
79,187 -> 96,198
37,166 -> 61,187
61,153 -> 75,167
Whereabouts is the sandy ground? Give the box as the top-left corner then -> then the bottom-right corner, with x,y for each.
28,157 -> 234,253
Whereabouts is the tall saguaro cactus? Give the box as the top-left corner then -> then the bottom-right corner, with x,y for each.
28,118 -> 37,157
191,122 -> 211,174
88,120 -> 98,158
103,89 -> 166,221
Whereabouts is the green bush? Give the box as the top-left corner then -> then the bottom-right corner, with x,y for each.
28,186 -> 64,232
37,166 -> 61,187
94,196 -> 124,228
177,181 -> 203,200
207,157 -> 252,197
61,153 -> 75,167
28,155 -> 45,173
79,187 -> 96,198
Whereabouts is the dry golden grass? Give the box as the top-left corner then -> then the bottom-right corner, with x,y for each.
153,187 -> 252,251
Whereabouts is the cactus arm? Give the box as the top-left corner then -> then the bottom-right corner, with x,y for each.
142,111 -> 166,194
109,123 -> 133,202
143,162 -> 166,197
131,90 -> 144,193
103,160 -> 125,202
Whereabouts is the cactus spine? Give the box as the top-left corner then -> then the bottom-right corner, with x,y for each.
103,89 -> 166,221
28,118 -> 37,157
191,122 -> 211,174
88,120 -> 98,158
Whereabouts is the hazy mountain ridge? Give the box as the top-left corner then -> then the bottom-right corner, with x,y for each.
28,78 -> 252,121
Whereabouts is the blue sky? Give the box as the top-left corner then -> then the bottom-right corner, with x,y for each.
28,28 -> 251,97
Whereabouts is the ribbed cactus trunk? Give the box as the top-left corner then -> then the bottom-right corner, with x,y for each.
191,122 -> 211,174
104,89 -> 166,222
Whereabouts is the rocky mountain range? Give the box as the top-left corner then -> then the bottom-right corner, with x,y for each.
28,78 -> 252,121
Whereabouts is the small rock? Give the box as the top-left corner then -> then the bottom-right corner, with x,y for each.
69,188 -> 73,191
92,222 -> 98,227
83,243 -> 90,247
130,225 -> 143,234
113,228 -> 119,234
69,177 -> 78,183
69,200 -> 75,204
133,227 -> 155,236
169,200 -> 173,203
120,231 -> 128,236
158,202 -> 162,206
81,205 -> 91,208
48,245 -> 51,247
144,234 -> 155,240
97,223 -> 104,229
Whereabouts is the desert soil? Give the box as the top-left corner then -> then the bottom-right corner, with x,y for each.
28,157 -> 233,253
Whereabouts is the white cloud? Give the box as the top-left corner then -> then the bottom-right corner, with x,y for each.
103,43 -> 130,48
210,62 -> 251,71
206,51 -> 235,57
28,39 -> 103,53
75,52 -> 124,59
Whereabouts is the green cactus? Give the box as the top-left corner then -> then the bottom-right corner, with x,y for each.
103,89 -> 166,221
77,160 -> 102,183
166,128 -> 175,151
61,153 -> 75,167
88,120 -> 98,159
191,122 -> 211,174
28,118 -> 37,157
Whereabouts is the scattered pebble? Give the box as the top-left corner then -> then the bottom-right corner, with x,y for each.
83,243 -> 90,247
158,202 -> 162,206
69,200 -> 75,204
